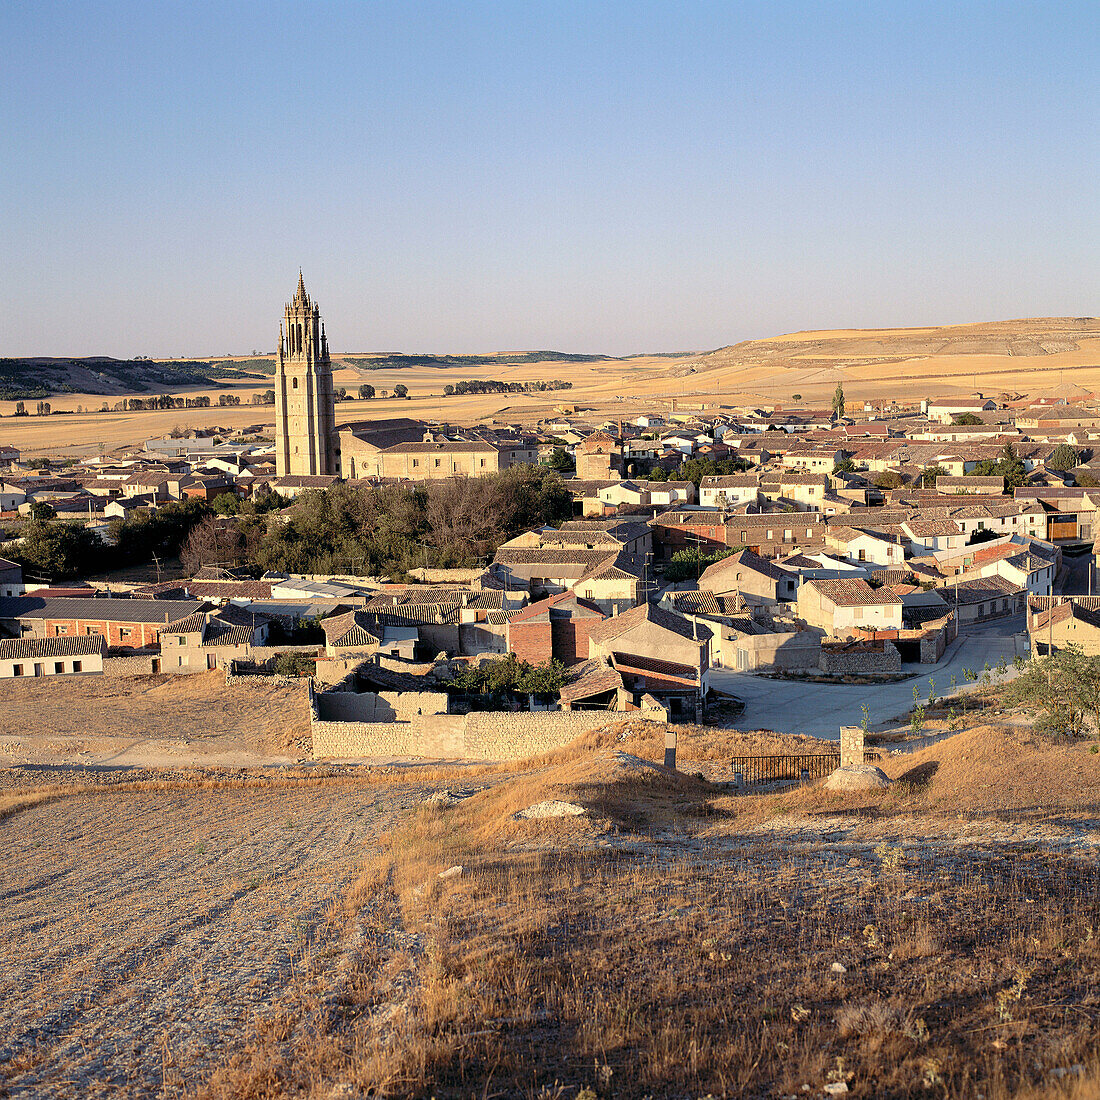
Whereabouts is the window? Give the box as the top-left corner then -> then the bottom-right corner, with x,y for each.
292,378 -> 298,389
54,662 -> 63,674
85,626 -> 98,635
120,628 -> 132,638
479,459 -> 486,467
177,636 -> 185,645
411,459 -> 419,467
434,459 -> 441,468
858,549 -> 866,561
55,625 -> 67,635
785,530 -> 792,540
740,531 -> 748,543
767,530 -> 773,539
73,661 -> 81,673
13,664 -> 22,677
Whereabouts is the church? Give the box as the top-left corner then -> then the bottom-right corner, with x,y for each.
273,273 -> 338,477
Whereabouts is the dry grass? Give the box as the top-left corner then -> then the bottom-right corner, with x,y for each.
197,723 -> 1100,1099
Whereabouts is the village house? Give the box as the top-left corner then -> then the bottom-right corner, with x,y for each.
505,590 -> 607,665
699,473 -> 760,509
1029,599 -> 1100,656
161,604 -> 271,671
698,548 -> 796,605
925,397 -> 998,424
0,634 -> 106,679
796,577 -> 903,636
936,575 -> 1025,625
0,596 -> 206,652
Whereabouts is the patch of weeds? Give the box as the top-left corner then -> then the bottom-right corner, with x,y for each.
195,841 -> 207,855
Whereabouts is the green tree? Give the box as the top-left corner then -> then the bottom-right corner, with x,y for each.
15,520 -> 100,579
1004,645 -> 1098,739
29,501 -> 57,521
920,464 -> 949,488
832,383 -> 846,419
357,384 -> 375,399
212,492 -> 240,516
443,384 -> 455,396
545,447 -> 574,471
874,471 -> 903,490
953,412 -> 984,425
1048,443 -> 1079,472
792,393 -> 802,401
393,384 -> 409,399
832,458 -> 857,476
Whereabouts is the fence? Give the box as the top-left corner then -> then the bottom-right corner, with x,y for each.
729,750 -> 880,786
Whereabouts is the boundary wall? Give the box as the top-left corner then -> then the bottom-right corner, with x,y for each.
311,706 -> 659,761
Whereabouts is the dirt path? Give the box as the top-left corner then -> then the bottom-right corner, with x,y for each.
0,782 -> 428,1098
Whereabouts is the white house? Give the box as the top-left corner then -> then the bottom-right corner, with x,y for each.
796,578 -> 903,635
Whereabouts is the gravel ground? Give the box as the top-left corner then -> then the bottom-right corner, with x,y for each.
0,782 -> 428,1098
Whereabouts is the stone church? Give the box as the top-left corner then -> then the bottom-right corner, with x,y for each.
274,273 -> 338,476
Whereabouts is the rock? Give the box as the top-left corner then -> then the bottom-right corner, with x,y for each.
437,865 -> 463,880
823,1084 -> 849,1096
427,789 -> 460,807
830,962 -> 847,974
823,765 -> 891,792
515,800 -> 588,820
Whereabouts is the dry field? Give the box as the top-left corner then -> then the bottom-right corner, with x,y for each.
3,710 -> 1099,1098
7,316 -> 1100,456
0,671 -> 312,769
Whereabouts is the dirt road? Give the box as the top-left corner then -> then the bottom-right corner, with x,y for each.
0,781 -> 428,1098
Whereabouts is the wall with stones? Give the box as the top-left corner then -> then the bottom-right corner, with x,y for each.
311,707 -> 641,761
103,653 -> 164,677
819,640 -> 901,675
315,690 -> 449,722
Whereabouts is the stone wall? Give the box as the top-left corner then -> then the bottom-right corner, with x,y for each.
315,690 -> 449,722
103,653 -> 163,677
311,707 -> 648,761
819,639 -> 901,676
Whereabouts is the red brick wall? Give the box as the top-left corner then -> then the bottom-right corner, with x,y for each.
551,617 -> 603,664
507,619 -> 552,664
43,618 -> 162,649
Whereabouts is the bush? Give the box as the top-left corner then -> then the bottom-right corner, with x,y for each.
273,653 -> 315,677
446,654 -> 571,696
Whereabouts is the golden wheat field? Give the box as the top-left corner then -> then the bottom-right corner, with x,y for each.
4,316 -> 1100,456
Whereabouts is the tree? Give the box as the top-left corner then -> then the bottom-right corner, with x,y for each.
1004,645 -> 1100,739
832,458 -> 857,476
953,412 -> 984,425
792,393 -> 802,401
393,384 -> 409,399
14,519 -> 100,579
832,383 -> 846,419
646,466 -> 669,481
874,471 -> 903,490
443,384 -> 455,396
1078,472 -> 1099,488
357,384 -> 375,400
1048,443 -> 1079,472
14,402 -> 26,416
920,465 -> 949,488
29,501 -> 57,521
545,447 -> 574,471
211,492 -> 240,516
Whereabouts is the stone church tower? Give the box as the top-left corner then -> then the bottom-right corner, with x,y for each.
274,273 -> 338,476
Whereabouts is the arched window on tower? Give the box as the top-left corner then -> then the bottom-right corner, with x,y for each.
292,378 -> 298,389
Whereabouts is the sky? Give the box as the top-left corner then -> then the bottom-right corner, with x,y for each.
2,0 -> 1098,358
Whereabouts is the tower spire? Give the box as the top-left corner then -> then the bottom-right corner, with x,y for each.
295,269 -> 307,307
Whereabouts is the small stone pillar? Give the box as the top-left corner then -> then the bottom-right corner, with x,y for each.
840,725 -> 865,768
664,727 -> 677,771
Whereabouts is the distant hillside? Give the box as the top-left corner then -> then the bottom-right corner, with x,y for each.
338,351 -> 617,371
0,357 -> 273,400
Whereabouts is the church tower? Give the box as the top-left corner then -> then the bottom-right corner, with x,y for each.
274,273 -> 337,476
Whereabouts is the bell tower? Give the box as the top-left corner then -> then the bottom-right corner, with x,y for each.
274,272 -> 337,476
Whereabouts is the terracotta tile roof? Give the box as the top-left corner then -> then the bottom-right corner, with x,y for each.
808,578 -> 902,607
0,634 -> 106,659
588,601 -> 709,645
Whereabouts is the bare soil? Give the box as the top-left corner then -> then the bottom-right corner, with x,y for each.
0,781 -> 434,1098
0,672 -> 312,769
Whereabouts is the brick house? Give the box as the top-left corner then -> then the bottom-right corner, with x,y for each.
505,591 -> 606,665
0,596 -> 206,650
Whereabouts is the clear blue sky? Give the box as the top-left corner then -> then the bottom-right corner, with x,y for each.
2,1 -> 1097,357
